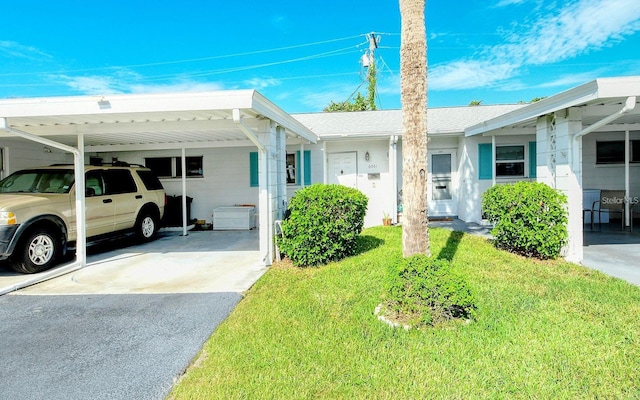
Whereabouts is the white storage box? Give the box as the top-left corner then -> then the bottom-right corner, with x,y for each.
213,206 -> 256,230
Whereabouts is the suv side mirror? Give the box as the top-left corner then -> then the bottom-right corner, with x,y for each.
85,187 -> 96,197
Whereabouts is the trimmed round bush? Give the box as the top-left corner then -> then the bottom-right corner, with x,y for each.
482,181 -> 568,259
278,184 -> 368,266
386,255 -> 476,327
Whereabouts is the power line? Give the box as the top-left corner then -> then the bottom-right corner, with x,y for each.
0,34 -> 366,78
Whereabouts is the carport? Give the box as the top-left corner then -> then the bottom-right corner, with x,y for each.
0,90 -> 317,287
466,77 -> 640,263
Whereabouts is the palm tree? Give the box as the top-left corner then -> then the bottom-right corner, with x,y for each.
399,0 -> 429,257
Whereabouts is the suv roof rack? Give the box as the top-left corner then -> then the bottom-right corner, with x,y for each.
49,162 -> 146,168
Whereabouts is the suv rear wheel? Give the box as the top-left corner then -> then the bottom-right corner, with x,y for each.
135,211 -> 159,242
11,228 -> 59,274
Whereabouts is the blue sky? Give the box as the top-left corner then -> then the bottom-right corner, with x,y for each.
1,0 -> 639,113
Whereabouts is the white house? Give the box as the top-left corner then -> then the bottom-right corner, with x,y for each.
1,76 -> 639,267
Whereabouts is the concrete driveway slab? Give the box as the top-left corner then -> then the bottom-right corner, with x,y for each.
0,230 -> 265,400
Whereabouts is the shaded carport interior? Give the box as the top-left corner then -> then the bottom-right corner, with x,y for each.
465,76 -> 640,263
0,90 -> 317,293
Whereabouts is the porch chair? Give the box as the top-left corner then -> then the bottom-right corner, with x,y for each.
589,190 -> 628,231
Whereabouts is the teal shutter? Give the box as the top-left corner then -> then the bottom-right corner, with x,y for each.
296,151 -> 301,184
295,150 -> 312,185
304,150 -> 311,185
478,143 -> 493,180
529,141 -> 537,178
249,152 -> 258,187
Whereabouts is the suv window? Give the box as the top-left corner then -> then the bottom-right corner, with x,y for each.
85,170 -> 106,196
103,170 -> 137,194
136,170 -> 164,191
0,169 -> 74,194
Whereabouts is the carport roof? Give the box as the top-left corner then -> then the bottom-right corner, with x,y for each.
465,76 -> 640,136
0,89 -> 317,151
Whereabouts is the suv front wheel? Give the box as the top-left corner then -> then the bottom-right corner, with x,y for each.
11,228 -> 60,274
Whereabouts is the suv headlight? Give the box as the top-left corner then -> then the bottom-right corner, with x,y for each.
0,212 -> 17,225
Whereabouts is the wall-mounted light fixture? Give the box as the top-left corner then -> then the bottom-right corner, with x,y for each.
365,151 -> 370,161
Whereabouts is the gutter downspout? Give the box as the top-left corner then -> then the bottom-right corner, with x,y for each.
389,135 -> 398,223
573,96 -> 636,228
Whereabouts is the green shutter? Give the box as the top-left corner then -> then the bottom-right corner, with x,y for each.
478,143 -> 493,180
295,151 -> 301,184
295,150 -> 312,185
529,141 -> 537,178
304,150 -> 311,185
249,152 -> 259,187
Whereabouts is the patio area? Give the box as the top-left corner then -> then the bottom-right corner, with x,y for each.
583,223 -> 640,286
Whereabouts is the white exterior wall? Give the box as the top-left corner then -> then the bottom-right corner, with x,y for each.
324,139 -> 395,228
457,133 -> 536,223
1,138 -> 72,177
96,146 -> 259,225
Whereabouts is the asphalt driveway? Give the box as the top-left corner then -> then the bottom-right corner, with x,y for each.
0,230 -> 265,400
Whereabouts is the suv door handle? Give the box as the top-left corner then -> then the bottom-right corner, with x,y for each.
103,198 -> 113,204
135,195 -> 143,199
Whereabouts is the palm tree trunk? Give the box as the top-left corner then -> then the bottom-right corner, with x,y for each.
399,0 -> 429,257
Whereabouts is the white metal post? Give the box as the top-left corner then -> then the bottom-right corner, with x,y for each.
75,133 -> 86,266
181,147 -> 188,236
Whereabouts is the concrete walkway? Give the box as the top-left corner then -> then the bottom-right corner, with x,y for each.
431,219 -> 640,286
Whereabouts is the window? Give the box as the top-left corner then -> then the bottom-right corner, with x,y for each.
250,151 -> 311,187
596,140 -> 640,164
145,156 -> 203,178
478,143 -> 534,180
136,170 -> 164,190
496,145 -> 525,177
104,170 -> 137,194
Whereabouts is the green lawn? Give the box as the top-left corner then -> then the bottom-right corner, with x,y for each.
169,226 -> 640,399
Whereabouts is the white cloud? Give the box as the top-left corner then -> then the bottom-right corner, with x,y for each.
56,72 -> 225,95
430,61 -> 516,90
495,0 -> 528,6
0,40 -> 51,61
431,0 -> 640,91
57,75 -> 122,94
242,77 -> 282,90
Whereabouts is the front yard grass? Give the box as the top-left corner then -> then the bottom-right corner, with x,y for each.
169,226 -> 640,399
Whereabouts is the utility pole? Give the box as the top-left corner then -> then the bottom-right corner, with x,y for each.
363,32 -> 379,110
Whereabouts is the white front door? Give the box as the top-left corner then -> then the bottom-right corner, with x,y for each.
428,150 -> 457,217
328,152 -> 357,188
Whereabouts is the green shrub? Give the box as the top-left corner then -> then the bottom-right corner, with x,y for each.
482,181 -> 568,259
278,184 -> 368,266
385,255 -> 476,327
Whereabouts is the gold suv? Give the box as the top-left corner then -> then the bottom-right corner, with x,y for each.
0,165 -> 165,273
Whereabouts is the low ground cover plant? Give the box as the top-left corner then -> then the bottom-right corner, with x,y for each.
383,255 -> 476,327
482,181 -> 568,259
277,183 -> 368,266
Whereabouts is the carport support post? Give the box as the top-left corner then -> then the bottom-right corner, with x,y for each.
75,133 -> 86,266
554,108 -> 583,263
257,121 -> 280,266
0,119 -> 86,267
181,147 -> 188,236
